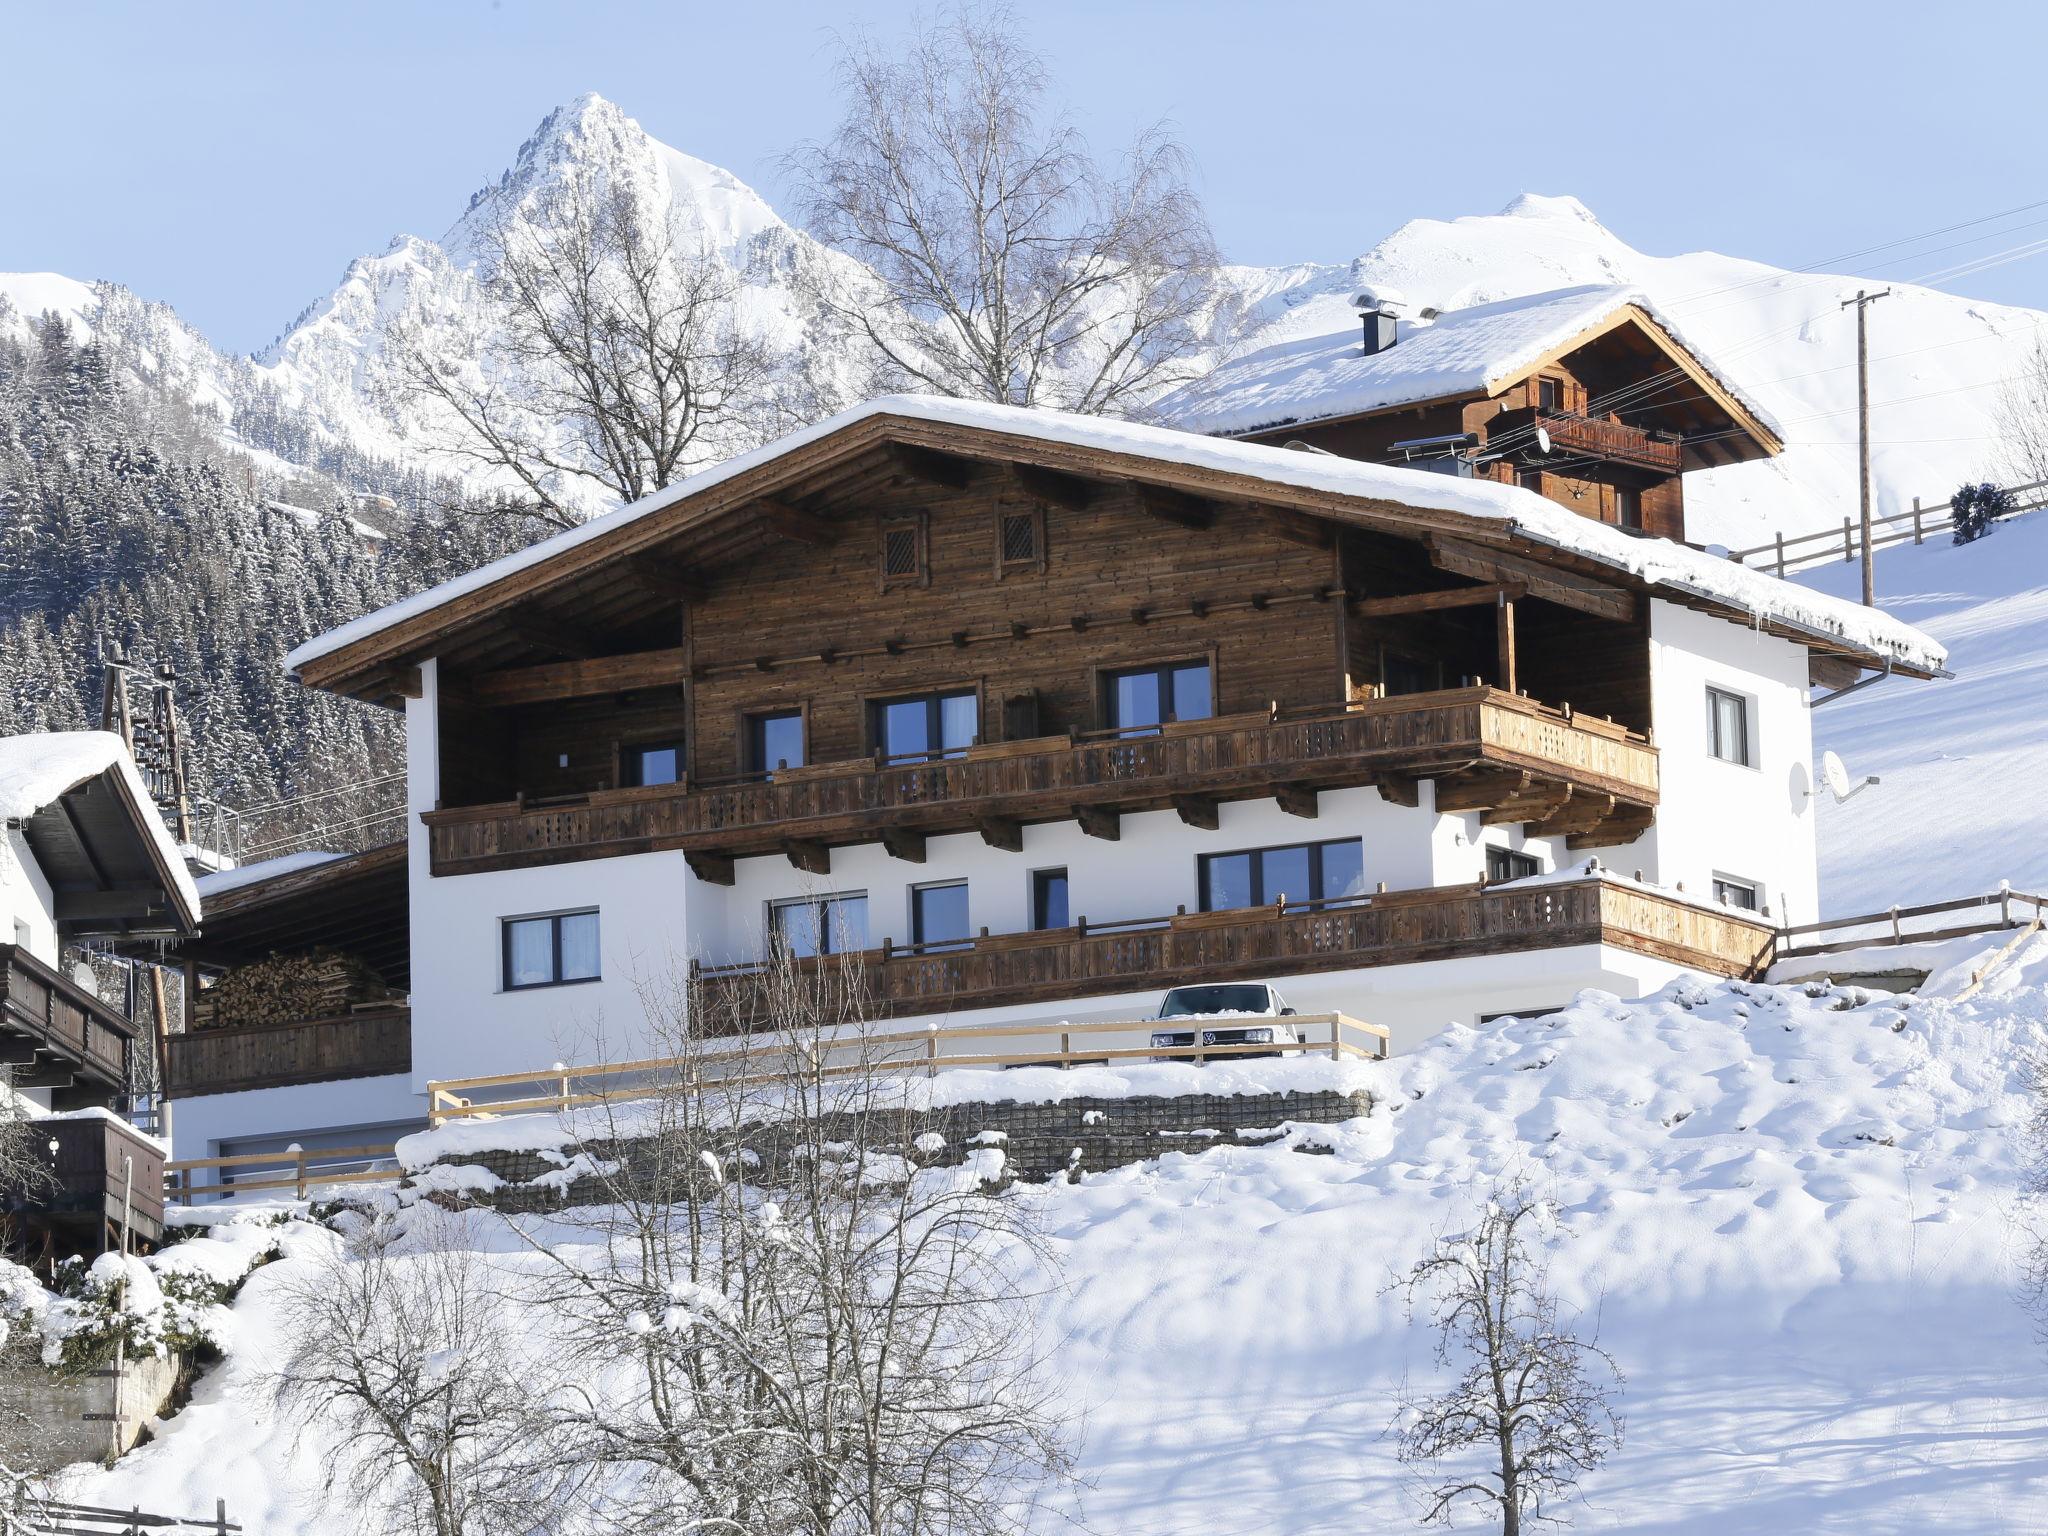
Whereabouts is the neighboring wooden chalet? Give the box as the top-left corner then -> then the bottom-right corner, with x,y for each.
1167,285 -> 1784,543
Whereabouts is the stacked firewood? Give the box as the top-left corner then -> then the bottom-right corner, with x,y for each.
192,948 -> 397,1029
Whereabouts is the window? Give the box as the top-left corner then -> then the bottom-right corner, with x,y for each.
746,710 -> 806,777
1713,875 -> 1761,912
1706,686 -> 1754,766
1486,847 -> 1540,883
1538,377 -> 1565,412
880,515 -> 926,588
770,893 -> 869,958
1102,659 -> 1212,736
1616,485 -> 1643,531
502,910 -> 600,990
1031,868 -> 1070,931
1199,839 -> 1366,912
996,507 -> 1044,575
870,689 -> 979,763
911,881 -> 971,952
620,742 -> 683,788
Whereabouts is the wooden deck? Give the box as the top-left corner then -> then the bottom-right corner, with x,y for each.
423,688 -> 1659,879
695,876 -> 1774,1026
1494,408 -> 1683,474
0,943 -> 135,1102
162,1006 -> 412,1099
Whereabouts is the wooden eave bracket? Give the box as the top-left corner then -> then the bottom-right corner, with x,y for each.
685,851 -> 736,887
1426,536 -> 1637,623
881,828 -> 928,864
1171,794 -> 1220,831
889,444 -> 972,489
1074,805 -> 1121,841
978,817 -> 1024,853
752,498 -> 839,545
1273,783 -> 1320,820
1009,463 -> 1094,509
783,841 -> 832,876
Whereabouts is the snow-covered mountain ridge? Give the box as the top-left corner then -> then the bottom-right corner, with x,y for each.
6,95 -> 2043,544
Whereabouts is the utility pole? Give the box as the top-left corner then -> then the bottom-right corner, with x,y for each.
1841,288 -> 1891,606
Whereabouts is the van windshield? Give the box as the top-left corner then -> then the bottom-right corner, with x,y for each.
1158,984 -> 1272,1017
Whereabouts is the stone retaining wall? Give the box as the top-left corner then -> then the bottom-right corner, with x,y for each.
420,1087 -> 1375,1214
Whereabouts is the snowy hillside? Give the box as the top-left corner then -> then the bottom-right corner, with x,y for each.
56,953 -> 2048,1532
9,101 -> 2045,543
1804,508 -> 2048,913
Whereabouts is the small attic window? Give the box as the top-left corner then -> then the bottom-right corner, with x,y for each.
995,506 -> 1045,576
880,514 -> 927,590
1537,378 -> 1565,412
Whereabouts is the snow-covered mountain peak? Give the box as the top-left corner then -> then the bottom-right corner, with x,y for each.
1498,191 -> 1605,225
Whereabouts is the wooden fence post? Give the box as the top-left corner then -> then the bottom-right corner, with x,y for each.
294,1146 -> 308,1200
1890,905 -> 1901,945
1059,1030 -> 1072,1067
1774,530 -> 1786,577
1842,516 -> 1854,562
1330,1017 -> 1343,1062
926,1034 -> 938,1079
1912,497 -> 1923,545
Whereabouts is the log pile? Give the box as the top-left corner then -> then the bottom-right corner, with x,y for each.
193,948 -> 398,1030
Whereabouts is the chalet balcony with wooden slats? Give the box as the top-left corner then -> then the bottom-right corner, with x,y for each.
162,1006 -> 413,1098
0,943 -> 136,1108
693,876 -> 1774,1027
1491,408 -> 1682,474
421,687 -> 1659,880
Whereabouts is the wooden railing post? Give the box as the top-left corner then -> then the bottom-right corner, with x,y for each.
1843,516 -> 1854,562
1774,530 -> 1785,577
1059,1030 -> 1072,1067
1890,905 -> 1901,945
1912,497 -> 1923,545
294,1146 -> 308,1200
1330,1016 -> 1343,1062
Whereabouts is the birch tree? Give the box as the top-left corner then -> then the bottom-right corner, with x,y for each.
396,167 -> 780,529
789,4 -> 1239,419
1393,1182 -> 1623,1533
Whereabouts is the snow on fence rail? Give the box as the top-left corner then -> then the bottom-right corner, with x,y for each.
1775,887 -> 2045,960
164,1142 -> 401,1205
425,1013 -> 1392,1126
32,1497 -> 241,1533
1722,480 -> 2048,577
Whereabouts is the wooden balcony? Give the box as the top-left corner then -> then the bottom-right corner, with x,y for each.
695,876 -> 1775,1026
37,1114 -> 166,1245
423,688 -> 1659,879
0,943 -> 135,1105
1494,409 -> 1682,473
163,1006 -> 412,1099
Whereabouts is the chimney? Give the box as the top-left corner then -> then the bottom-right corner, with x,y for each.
1351,286 -> 1407,356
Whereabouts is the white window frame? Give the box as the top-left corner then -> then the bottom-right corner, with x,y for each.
1711,873 -> 1764,913
767,891 -> 870,957
1705,685 -> 1757,768
500,907 -> 601,992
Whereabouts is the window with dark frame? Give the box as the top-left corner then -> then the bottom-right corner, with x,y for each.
910,881 -> 971,952
620,742 -> 683,788
1486,847 -> 1540,883
1199,838 -> 1366,912
869,689 -> 979,763
1615,484 -> 1643,531
1101,659 -> 1212,736
1538,377 -> 1565,412
770,893 -> 869,959
1382,651 -> 1443,697
1713,875 -> 1761,911
1031,868 -> 1070,931
745,710 -> 805,778
1706,686 -> 1754,766
502,910 -> 600,990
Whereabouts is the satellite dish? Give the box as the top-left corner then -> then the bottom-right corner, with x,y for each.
1534,426 -> 1553,456
1814,749 -> 1880,803
70,961 -> 100,998
1821,750 -> 1852,801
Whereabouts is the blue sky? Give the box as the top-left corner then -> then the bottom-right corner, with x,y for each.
4,0 -> 2043,355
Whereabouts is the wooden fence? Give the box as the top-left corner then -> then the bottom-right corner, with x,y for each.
1723,480 -> 2048,577
426,1012 -> 1392,1125
1775,887 -> 2045,960
165,1142 -> 401,1205
30,1498 -> 239,1533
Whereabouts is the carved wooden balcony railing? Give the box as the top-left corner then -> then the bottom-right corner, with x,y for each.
1494,409 -> 1682,473
694,876 -> 1775,1026
162,1005 -> 413,1099
41,1114 -> 166,1243
423,688 -> 1659,879
0,943 -> 135,1101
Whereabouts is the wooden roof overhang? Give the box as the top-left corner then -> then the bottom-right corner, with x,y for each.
166,841 -> 410,988
17,764 -> 198,940
291,409 -> 1930,702
1238,305 -> 1784,472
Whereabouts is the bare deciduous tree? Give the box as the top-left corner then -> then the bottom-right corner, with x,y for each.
512,940 -> 1075,1536
1995,335 -> 2048,489
397,167 -> 782,529
273,1210 -> 578,1536
790,4 -> 1240,419
1393,1181 -> 1623,1534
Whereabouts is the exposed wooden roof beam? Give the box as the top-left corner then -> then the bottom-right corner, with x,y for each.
53,796 -> 112,890
504,611 -> 605,659
1171,794 -> 1220,831
890,444 -> 972,489
1352,582 -> 1526,618
1074,805 -> 1121,841
881,828 -> 928,864
978,817 -> 1023,853
686,851 -> 736,886
467,647 -> 691,708
751,497 -> 839,546
627,556 -> 708,603
1259,505 -> 1334,550
1009,463 -> 1094,509
1426,537 -> 1637,623
1274,783 -> 1320,820
1131,484 -> 1214,530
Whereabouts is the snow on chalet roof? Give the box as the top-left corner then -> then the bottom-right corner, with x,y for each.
195,849 -> 347,900
0,730 -> 201,920
1164,284 -> 1782,441
284,394 -> 1941,678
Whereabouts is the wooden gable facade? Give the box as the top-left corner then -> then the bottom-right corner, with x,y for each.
1235,305 -> 1782,545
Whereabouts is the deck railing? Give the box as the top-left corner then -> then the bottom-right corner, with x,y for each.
423,688 -> 1659,878
695,876 -> 1774,1026
165,1142 -> 403,1204
1774,887 -> 2045,960
1492,408 -> 1682,473
425,1012 -> 1392,1125
163,1006 -> 413,1099
0,943 -> 135,1093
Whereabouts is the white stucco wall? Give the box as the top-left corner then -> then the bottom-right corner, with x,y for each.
0,826 -> 57,962
1587,599 -> 1818,926
168,1072 -> 424,1167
